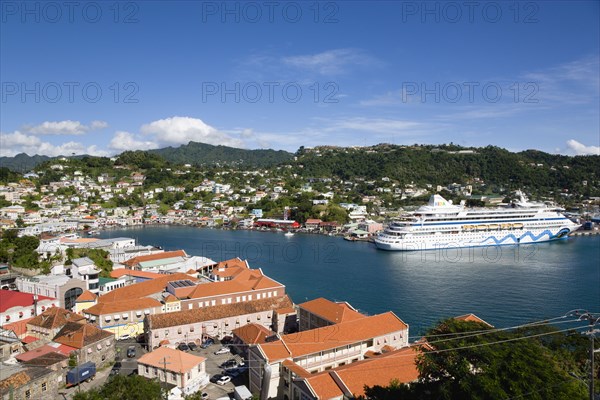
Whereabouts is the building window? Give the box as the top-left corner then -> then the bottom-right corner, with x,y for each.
42,382 -> 47,391
146,366 -> 149,374
178,328 -> 182,334
25,390 -> 31,399
189,326 -> 194,332
165,330 -> 169,336
171,372 -> 176,380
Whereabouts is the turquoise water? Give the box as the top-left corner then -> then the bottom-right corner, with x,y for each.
99,226 -> 600,335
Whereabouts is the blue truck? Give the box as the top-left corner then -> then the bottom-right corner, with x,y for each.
66,362 -> 96,387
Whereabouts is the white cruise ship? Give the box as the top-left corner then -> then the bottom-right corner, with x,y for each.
374,192 -> 580,251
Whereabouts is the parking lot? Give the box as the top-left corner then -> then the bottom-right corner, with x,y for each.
110,338 -> 247,399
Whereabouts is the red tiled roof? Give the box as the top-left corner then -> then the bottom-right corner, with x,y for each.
86,297 -> 162,315
232,323 -> 274,345
21,336 -> 39,344
138,347 -> 205,374
76,290 -> 97,302
186,269 -> 283,299
16,343 -> 77,361
259,312 -> 408,361
0,290 -> 54,313
53,322 -> 113,349
27,307 -> 85,329
2,318 -> 33,336
148,296 -> 293,329
298,297 -> 366,324
454,313 -> 494,327
98,273 -> 196,303
304,347 -> 421,398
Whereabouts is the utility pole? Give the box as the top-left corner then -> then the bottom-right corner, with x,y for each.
161,356 -> 171,400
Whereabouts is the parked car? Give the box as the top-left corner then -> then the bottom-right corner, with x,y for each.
187,342 -> 198,351
224,368 -> 240,378
177,343 -> 190,351
210,374 -> 223,383
220,359 -> 237,369
200,338 -> 214,348
109,363 -> 121,376
214,346 -> 230,355
200,393 -> 209,399
216,375 -> 232,385
118,334 -> 131,341
127,346 -> 136,358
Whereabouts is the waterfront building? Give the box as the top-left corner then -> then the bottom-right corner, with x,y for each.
145,295 -> 294,349
292,346 -> 421,399
83,272 -> 196,339
297,298 -> 365,332
248,312 -> 409,399
231,323 -> 275,358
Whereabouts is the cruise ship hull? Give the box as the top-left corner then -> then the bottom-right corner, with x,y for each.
374,225 -> 579,251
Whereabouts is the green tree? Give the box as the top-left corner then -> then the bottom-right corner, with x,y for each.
362,319 -> 590,400
73,374 -> 162,400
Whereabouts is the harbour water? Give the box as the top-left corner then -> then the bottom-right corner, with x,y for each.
99,226 -> 600,335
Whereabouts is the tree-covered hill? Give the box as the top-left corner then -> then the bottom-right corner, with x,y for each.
295,144 -> 600,196
0,153 -> 52,172
149,141 -> 293,167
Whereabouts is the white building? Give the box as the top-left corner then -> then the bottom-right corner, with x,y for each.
70,257 -> 101,294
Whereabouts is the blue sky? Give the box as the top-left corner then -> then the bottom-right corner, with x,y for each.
1,0 -> 599,157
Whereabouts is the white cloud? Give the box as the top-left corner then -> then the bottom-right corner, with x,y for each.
0,130 -> 108,157
282,48 -> 380,75
140,116 -> 245,148
322,117 -> 424,135
566,139 -> 600,156
109,131 -> 157,152
90,120 -> 109,130
23,120 -> 109,135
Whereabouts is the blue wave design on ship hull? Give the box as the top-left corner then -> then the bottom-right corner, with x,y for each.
481,229 -> 569,245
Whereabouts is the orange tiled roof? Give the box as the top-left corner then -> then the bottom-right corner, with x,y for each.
2,318 -> 33,337
138,346 -> 205,374
259,312 -> 408,361
76,290 -> 97,302
231,323 -> 274,345
27,307 -> 85,330
98,273 -> 196,303
123,250 -> 187,267
454,313 -> 493,327
334,347 -> 420,397
148,295 -> 293,329
298,297 -> 366,324
305,373 -> 344,399
110,269 -> 163,279
53,322 -> 113,349
304,346 -> 421,398
186,269 -> 283,299
282,359 -> 311,378
86,297 -> 162,315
